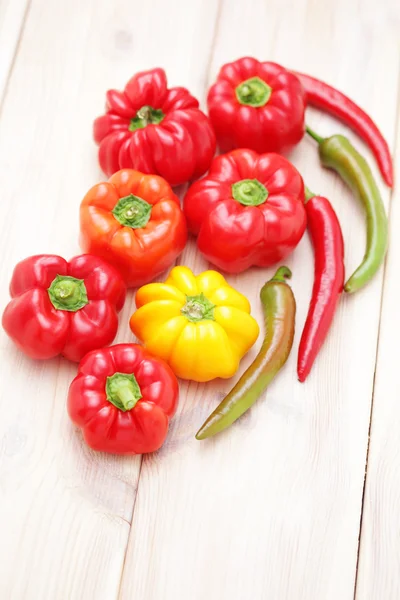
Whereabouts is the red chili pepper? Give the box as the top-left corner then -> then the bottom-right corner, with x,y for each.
183,149 -> 306,273
293,71 -> 393,187
297,190 -> 345,382
2,254 -> 126,362
93,68 -> 216,185
67,344 -> 179,454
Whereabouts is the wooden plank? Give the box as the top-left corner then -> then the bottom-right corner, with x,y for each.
0,0 -> 218,598
355,71 -> 400,600
119,1 -> 399,599
0,0 -> 30,103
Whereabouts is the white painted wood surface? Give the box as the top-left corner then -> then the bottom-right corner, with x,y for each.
0,0 -> 30,103
355,89 -> 400,600
0,0 -> 398,598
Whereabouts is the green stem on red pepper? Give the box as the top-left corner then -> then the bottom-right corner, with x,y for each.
106,372 -> 142,411
129,105 -> 165,131
48,275 -> 88,312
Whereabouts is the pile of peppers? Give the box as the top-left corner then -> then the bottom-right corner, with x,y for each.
2,58 -> 393,453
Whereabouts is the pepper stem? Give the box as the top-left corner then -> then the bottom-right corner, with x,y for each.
232,179 -> 268,206
304,186 -> 315,202
270,266 -> 292,283
181,293 -> 215,322
129,105 -> 165,131
47,275 -> 89,312
235,77 -> 272,107
106,373 -> 142,412
306,125 -> 324,144
112,194 -> 152,229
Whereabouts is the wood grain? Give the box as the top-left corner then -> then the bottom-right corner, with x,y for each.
119,1 -> 399,599
355,73 -> 400,600
0,0 -> 398,598
0,0 -> 30,103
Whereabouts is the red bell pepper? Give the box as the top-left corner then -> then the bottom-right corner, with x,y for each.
93,68 -> 216,185
2,254 -> 126,362
183,149 -> 306,273
67,344 -> 179,454
207,57 -> 305,154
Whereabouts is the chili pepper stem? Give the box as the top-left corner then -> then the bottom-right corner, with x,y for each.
304,186 -> 315,202
306,125 -> 324,144
270,266 -> 292,283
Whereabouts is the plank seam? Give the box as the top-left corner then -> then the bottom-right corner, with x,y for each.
0,0 -> 33,113
114,2 -> 224,597
202,0 -> 224,91
352,52 -> 400,600
115,456 -> 145,599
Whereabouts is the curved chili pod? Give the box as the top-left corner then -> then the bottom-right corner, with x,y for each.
297,190 -> 345,382
196,267 -> 295,440
294,71 -> 393,187
307,127 -> 388,294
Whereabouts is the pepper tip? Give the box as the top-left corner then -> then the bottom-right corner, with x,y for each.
195,428 -> 206,441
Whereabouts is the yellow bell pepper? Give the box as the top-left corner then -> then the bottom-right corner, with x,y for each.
130,266 -> 259,382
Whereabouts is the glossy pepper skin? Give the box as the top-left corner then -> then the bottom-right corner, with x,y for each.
183,149 -> 306,273
293,71 -> 393,187
297,190 -> 345,382
68,344 -> 179,454
2,254 -> 126,362
307,127 -> 388,293
207,58 -> 305,154
129,266 -> 259,382
80,169 -> 187,288
93,68 -> 216,185
196,267 -> 295,440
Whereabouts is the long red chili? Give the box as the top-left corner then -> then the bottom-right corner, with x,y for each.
293,71 -> 393,187
297,189 -> 345,382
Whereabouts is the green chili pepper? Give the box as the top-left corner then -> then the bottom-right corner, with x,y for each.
195,266 -> 295,440
306,126 -> 388,294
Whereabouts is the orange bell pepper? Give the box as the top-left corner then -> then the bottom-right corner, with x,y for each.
80,169 -> 187,288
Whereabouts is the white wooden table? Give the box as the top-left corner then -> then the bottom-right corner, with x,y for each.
0,0 -> 399,598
